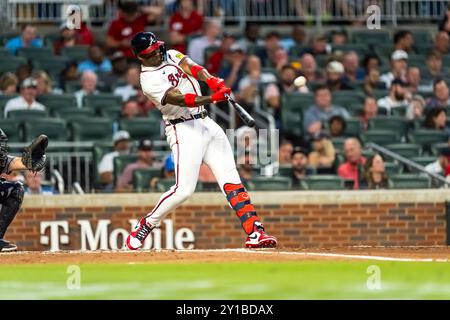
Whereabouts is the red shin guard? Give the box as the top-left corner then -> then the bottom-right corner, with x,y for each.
224,183 -> 260,234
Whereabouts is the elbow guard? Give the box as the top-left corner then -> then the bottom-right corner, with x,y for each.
184,93 -> 197,108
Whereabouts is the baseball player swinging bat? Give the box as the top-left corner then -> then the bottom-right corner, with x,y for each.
125,32 -> 277,250
225,93 -> 255,127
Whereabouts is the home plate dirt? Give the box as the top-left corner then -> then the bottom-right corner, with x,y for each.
1,247 -> 450,265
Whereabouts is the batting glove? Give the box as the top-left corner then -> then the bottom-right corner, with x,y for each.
211,87 -> 231,103
206,76 -> 226,92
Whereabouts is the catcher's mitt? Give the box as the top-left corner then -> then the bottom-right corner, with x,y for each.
22,134 -> 48,172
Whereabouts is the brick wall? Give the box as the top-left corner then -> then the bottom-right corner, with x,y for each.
5,191 -> 449,251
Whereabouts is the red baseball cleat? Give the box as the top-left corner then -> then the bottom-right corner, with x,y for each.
126,218 -> 154,250
245,230 -> 277,248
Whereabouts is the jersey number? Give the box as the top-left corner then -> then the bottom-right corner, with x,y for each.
167,68 -> 187,87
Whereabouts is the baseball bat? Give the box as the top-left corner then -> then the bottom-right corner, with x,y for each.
224,93 -> 255,127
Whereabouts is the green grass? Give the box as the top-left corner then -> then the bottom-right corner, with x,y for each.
1,261 -> 450,299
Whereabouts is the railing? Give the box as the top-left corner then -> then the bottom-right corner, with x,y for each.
4,0 -> 447,29
367,142 -> 450,188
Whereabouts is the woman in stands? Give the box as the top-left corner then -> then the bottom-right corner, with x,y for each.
360,153 -> 389,190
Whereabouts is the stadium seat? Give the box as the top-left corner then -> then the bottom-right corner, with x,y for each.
36,94 -> 77,114
156,178 -> 177,192
431,142 -> 450,156
390,106 -> 408,117
408,130 -> 449,152
302,175 -> 346,190
282,92 -> 314,111
346,104 -> 363,116
289,45 -> 312,57
332,91 -> 365,108
7,109 -> 48,120
61,46 -> 89,62
410,156 -> 436,168
22,118 -> 67,142
331,137 -> 347,151
64,81 -> 81,93
384,162 -> 402,175
408,55 -> 426,68
361,130 -> 401,146
332,44 -> 368,56
70,118 -> 113,142
0,56 -> 27,74
385,143 -> 422,159
343,118 -> 362,137
92,141 -> 114,186
368,116 -> 410,137
389,174 -> 431,189
17,47 -> 53,60
97,105 -> 122,120
54,108 -> 95,119
83,94 -> 122,108
133,168 -> 162,192
119,118 -> 162,140
0,94 -> 18,111
352,31 -> 390,46
0,119 -> 21,142
0,47 -> 12,57
32,56 -> 68,80
374,44 -> 394,59
245,176 -> 292,191
113,154 -> 138,186
277,165 -> 292,177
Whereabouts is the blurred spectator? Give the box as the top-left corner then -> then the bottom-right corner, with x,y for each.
360,153 -> 389,189
424,107 -> 450,140
308,35 -> 329,56
4,78 -> 46,118
198,163 -> 216,184
6,24 -> 43,55
106,1 -> 152,58
75,71 -> 99,108
53,22 -> 91,55
342,51 -> 365,82
303,85 -> 349,135
206,33 -> 235,75
121,98 -> 141,119
308,132 -> 336,169
0,72 -> 18,95
377,78 -> 410,115
100,52 -> 129,91
134,88 -> 157,115
433,31 -> 449,55
219,43 -> 246,91
237,149 -> 255,183
150,154 -> 176,190
363,68 -> 384,96
24,171 -> 54,195
299,53 -> 323,81
237,55 -> 276,108
360,96 -> 378,130
425,147 -> 450,176
438,6 -> 450,36
236,23 -> 264,52
78,45 -> 112,73
290,147 -> 310,189
380,50 -> 408,89
393,30 -> 415,54
325,61 -> 352,91
406,67 -> 430,94
423,50 -> 444,80
187,18 -> 221,65
116,139 -> 155,192
279,140 -> 294,165
268,47 -> 289,72
169,0 -> 204,54
280,25 -> 307,52
32,70 -> 63,95
330,29 -> 348,46
59,61 -> 79,90
406,95 -> 426,120
16,63 -> 32,83
328,115 -> 347,137
98,130 -> 131,190
74,12 -> 94,46
426,78 -> 450,111
362,53 -> 381,73
114,65 -> 140,101
259,31 -> 282,66
337,138 -> 366,190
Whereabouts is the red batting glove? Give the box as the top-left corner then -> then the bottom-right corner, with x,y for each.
206,76 -> 226,92
210,87 -> 231,103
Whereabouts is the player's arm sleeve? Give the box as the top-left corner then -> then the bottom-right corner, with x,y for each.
166,49 -> 187,66
140,73 -> 175,106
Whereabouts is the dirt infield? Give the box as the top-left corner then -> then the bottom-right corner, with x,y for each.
1,247 -> 449,265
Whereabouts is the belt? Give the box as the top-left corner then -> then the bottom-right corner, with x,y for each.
166,110 -> 208,125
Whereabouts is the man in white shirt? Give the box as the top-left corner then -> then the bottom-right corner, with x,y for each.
425,148 -> 450,176
377,78 -> 411,115
113,65 -> 140,101
4,78 -> 46,118
97,130 -> 131,190
187,18 -> 221,65
74,70 -> 99,108
380,50 -> 408,89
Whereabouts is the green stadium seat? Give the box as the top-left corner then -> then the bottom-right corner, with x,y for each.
156,178 -> 177,192
361,130 -> 401,146
245,176 -> 292,191
414,44 -> 433,55
302,175 -> 346,190
0,56 -> 27,74
368,116 -> 410,137
332,91 -> 365,108
344,118 -> 362,137
374,44 -> 394,59
92,141 -> 114,186
408,55 -> 426,68
7,109 -> 48,120
352,31 -> 390,45
133,168 -> 162,192
331,136 -> 347,151
54,108 -> 95,119
36,94 -> 77,114
384,162 -> 402,175
0,119 -> 21,142
97,105 -> 122,120
282,92 -> 314,111
413,30 -> 432,43
0,94 -> 18,110
332,44 -> 368,56
70,118 -> 113,142
61,46 -> 89,62
64,81 -> 81,93
347,104 -> 363,117
410,156 -> 436,168
33,56 -> 68,79
22,118 -> 67,142
83,94 -> 122,108
385,143 -> 422,159
113,154 -> 138,186
0,47 -> 12,57
371,89 -> 389,100
17,47 -> 53,60
390,105 -> 408,117
43,32 -> 60,47
389,174 -> 431,189
431,142 -> 450,156
408,130 -> 449,152
289,45 -> 312,57
119,118 -> 162,141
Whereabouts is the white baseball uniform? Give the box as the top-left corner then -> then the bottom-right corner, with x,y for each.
140,49 -> 242,227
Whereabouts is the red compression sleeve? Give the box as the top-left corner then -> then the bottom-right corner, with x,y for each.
190,64 -> 205,79
184,93 -> 197,108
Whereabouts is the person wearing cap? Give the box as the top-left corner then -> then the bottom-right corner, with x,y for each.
97,130 -> 131,189
290,147 -> 311,189
325,60 -> 353,91
6,24 -> 43,55
308,132 -> 335,171
425,147 -> 450,176
377,78 -> 411,115
380,49 -> 408,89
150,154 -> 176,190
116,139 -> 155,192
187,18 -> 222,66
3,77 -> 46,118
78,45 -> 112,73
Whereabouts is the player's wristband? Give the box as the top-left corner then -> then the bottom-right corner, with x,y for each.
184,93 -> 197,108
189,65 -> 205,79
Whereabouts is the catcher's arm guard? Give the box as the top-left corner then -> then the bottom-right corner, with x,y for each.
21,134 -> 48,172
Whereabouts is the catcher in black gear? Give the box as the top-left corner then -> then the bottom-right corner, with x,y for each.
0,130 -> 48,252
